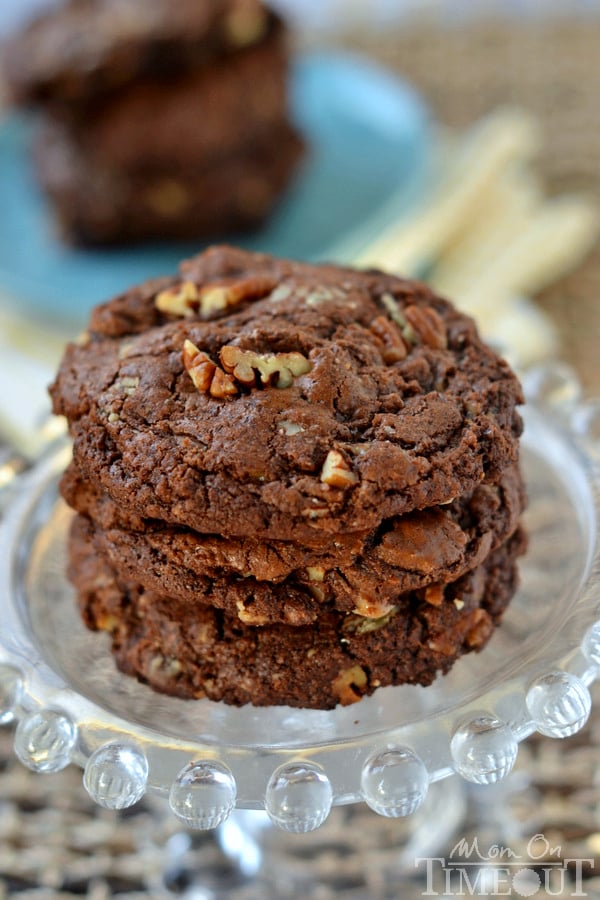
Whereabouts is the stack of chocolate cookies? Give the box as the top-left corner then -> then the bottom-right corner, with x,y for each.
50,246 -> 526,709
2,0 -> 302,244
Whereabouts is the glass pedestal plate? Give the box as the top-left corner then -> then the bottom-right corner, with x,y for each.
1,365 -> 599,889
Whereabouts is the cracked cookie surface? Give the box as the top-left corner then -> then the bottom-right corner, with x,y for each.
51,246 -> 524,542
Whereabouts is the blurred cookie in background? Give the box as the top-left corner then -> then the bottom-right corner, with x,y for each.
0,0 -> 303,245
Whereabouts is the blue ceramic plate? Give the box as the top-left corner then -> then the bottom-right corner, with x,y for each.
0,52 -> 429,327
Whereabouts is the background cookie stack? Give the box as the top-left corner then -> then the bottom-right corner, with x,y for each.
1,0 -> 303,244
51,245 -> 526,709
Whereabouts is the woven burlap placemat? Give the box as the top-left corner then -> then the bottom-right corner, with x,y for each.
2,18 -> 600,899
337,18 -> 600,396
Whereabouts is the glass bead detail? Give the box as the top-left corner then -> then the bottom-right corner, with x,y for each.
15,709 -> 76,773
526,671 -> 591,738
360,747 -> 429,817
83,742 -> 148,809
450,715 -> 518,784
265,761 -> 332,833
169,760 -> 237,830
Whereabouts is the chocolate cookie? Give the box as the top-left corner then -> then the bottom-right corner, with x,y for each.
42,19 -> 289,172
35,121 -> 303,245
2,0 -> 275,104
63,462 -> 525,624
51,246 -> 524,542
3,2 -> 303,247
69,520 -> 527,709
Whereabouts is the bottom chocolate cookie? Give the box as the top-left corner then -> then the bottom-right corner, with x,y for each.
69,521 -> 526,710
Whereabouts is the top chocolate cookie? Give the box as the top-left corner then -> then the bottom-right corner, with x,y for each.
2,0 -> 274,104
50,246 -> 524,542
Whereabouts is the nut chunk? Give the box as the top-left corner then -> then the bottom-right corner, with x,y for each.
156,275 -> 277,320
370,315 -> 407,363
182,340 -> 238,398
198,275 -> 277,317
403,305 -> 448,350
320,450 -> 359,488
220,345 -> 312,388
332,665 -> 368,705
156,281 -> 199,318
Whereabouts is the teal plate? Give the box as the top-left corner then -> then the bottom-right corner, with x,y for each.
0,52 -> 429,327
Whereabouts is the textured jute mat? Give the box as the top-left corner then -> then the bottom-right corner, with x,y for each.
340,18 -> 600,395
2,18 -> 600,899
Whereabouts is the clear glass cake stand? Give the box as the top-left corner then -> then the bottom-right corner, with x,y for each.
1,363 -> 600,854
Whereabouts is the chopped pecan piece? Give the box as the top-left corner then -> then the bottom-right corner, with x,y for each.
380,293 -> 418,343
156,275 -> 276,320
306,566 -> 325,582
279,420 -> 305,435
199,275 -> 277,317
403,305 -> 448,349
182,340 -> 238,398
370,315 -> 407,362
424,584 -> 445,607
343,607 -> 398,634
332,665 -> 368,705
464,609 -> 494,648
307,582 -> 328,602
305,566 -> 328,601
320,450 -> 358,488
220,345 -> 312,388
380,292 -> 403,324
236,600 -> 269,626
156,281 -> 199,318
210,367 -> 239,399
182,340 -> 214,390
352,595 -> 397,618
